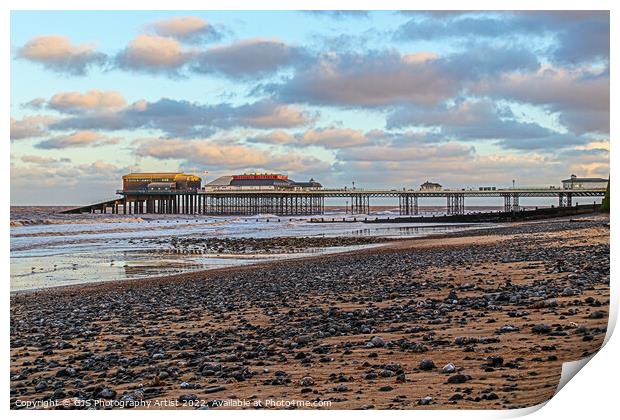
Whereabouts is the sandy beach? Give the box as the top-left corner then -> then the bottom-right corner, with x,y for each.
10,216 -> 610,410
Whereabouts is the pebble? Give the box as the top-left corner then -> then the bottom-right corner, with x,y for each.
417,396 -> 433,405
496,325 -> 520,334
179,394 -> 198,402
98,388 -> 116,399
34,381 -> 47,392
419,359 -> 436,371
588,311 -> 606,319
369,336 -> 385,348
300,376 -> 314,386
485,356 -> 504,368
56,367 -> 77,377
447,374 -> 470,384
531,324 -> 552,334
442,363 -> 456,374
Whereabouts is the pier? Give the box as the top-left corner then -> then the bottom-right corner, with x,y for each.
60,188 -> 606,216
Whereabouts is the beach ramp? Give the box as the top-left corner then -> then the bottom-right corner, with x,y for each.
59,196 -> 124,214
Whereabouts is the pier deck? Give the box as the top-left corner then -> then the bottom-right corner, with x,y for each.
59,188 -> 605,216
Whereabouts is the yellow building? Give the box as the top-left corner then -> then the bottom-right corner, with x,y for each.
122,172 -> 201,191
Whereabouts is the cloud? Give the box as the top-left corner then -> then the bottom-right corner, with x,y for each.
387,99 -> 589,150
267,50 -> 454,107
387,100 -> 547,138
247,127 -> 442,150
134,138 -> 272,168
536,11 -> 609,65
337,142 -> 475,162
396,13 -> 518,41
16,35 -> 107,75
496,133 -> 590,151
192,38 -> 308,78
471,66 -> 609,135
47,90 -> 127,113
148,16 -> 222,43
20,155 -> 71,165
233,100 -> 313,128
12,158 -> 121,184
573,139 -> 610,152
266,47 -> 538,107
304,11 -> 370,19
10,115 -> 56,140
21,34 -> 306,79
247,127 -> 371,149
50,98 -> 313,138
36,131 -> 121,149
554,139 -> 609,179
298,127 -> 369,149
23,97 -> 46,109
133,137 -> 331,173
247,130 -> 296,145
329,146 -> 551,189
115,34 -> 195,74
441,45 -> 539,79
395,11 -> 609,66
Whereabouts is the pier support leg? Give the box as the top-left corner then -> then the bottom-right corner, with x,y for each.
447,194 -> 465,215
512,193 -> 520,212
559,192 -> 572,207
503,194 -> 512,212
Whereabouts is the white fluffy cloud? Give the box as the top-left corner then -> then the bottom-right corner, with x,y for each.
16,35 -> 107,75
148,16 -> 222,43
248,127 -> 370,149
116,35 -> 195,73
48,90 -> 127,113
133,137 -> 331,174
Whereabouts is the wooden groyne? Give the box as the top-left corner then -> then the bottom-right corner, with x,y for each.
308,204 -> 601,224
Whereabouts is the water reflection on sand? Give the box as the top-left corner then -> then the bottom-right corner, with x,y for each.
10,210 -> 488,291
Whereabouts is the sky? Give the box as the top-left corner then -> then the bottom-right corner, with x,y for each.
9,10 -> 610,205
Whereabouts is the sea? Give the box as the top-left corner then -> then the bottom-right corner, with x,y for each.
10,206 -> 502,292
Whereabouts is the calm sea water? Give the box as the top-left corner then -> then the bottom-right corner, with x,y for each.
10,207 -> 493,291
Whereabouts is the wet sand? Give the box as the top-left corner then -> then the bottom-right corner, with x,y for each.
10,216 -> 610,410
